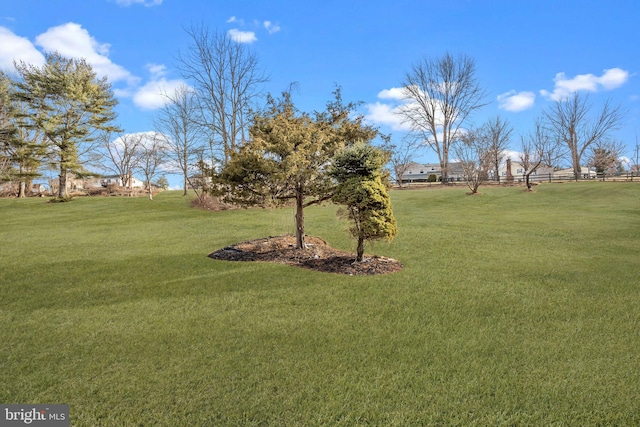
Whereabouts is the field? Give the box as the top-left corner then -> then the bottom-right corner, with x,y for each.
1,182 -> 639,425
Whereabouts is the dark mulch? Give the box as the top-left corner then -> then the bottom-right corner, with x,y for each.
208,235 -> 403,275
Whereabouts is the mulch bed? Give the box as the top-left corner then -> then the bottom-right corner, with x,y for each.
208,235 -> 403,275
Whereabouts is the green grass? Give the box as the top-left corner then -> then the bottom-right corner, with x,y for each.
1,182 -> 639,425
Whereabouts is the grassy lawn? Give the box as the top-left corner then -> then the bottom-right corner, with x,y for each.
1,182 -> 639,425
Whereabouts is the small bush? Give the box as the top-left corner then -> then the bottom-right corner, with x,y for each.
191,193 -> 236,211
427,174 -> 437,182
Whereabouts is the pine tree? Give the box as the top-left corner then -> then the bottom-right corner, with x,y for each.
12,53 -> 120,199
0,72 -> 46,197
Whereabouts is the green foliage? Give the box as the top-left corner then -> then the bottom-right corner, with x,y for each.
12,53 -> 120,198
221,89 -> 377,207
157,175 -> 169,190
1,72 -> 47,195
427,173 -> 438,182
333,176 -> 397,238
218,88 -> 378,248
329,141 -> 388,182
331,143 -> 397,260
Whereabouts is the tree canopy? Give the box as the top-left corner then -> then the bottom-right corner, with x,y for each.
398,52 -> 488,183
218,88 -> 378,249
330,142 -> 397,261
0,71 -> 46,197
544,93 -> 624,180
12,52 -> 120,199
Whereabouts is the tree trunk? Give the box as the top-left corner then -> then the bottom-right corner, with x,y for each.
356,237 -> 365,262
58,169 -> 68,198
18,181 -> 26,198
17,164 -> 26,198
572,143 -> 581,181
295,185 -> 305,249
573,161 -> 581,180
183,176 -> 188,196
440,160 -> 448,184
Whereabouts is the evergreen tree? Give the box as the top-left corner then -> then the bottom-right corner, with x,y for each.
0,71 -> 46,198
330,143 -> 398,262
219,89 -> 377,249
12,53 -> 120,199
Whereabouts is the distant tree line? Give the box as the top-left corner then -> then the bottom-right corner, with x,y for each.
386,52 -> 628,193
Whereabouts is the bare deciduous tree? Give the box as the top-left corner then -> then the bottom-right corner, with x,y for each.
102,132 -> 142,188
519,120 -> 561,190
544,93 -> 624,180
177,25 -> 268,166
454,129 -> 491,194
154,84 -> 203,196
379,137 -> 416,188
397,52 -> 488,183
479,115 -> 512,183
137,133 -> 167,200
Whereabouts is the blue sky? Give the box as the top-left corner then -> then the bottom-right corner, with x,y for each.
1,0 -> 639,185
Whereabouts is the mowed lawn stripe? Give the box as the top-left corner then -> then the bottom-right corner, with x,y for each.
1,182 -> 639,425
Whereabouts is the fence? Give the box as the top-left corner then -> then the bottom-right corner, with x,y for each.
493,171 -> 639,184
399,171 -> 639,187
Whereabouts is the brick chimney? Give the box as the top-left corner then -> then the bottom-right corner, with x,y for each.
506,158 -> 514,183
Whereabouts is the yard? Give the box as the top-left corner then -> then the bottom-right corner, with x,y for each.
1,182 -> 639,425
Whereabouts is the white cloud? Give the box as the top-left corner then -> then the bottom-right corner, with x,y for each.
0,23 -> 193,114
146,63 -> 167,77
115,0 -> 162,6
366,86 -> 452,133
0,26 -> 45,71
502,149 -> 523,162
497,90 -> 536,112
263,21 -> 281,34
540,68 -> 630,101
132,63 -> 187,110
598,68 -> 629,90
377,87 -> 406,101
365,102 -> 411,131
227,28 -> 257,44
34,22 -> 137,85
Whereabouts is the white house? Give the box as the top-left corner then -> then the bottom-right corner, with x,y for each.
73,174 -> 145,190
497,159 -> 598,182
401,162 -> 465,183
96,175 -> 145,189
497,160 -> 555,182
552,167 -> 597,179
